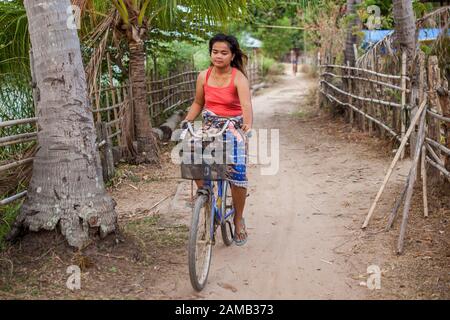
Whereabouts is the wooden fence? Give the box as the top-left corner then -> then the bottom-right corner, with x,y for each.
318,49 -> 449,253
0,60 -> 263,207
319,52 -> 409,146
318,51 -> 449,184
247,61 -> 263,87
0,70 -> 197,206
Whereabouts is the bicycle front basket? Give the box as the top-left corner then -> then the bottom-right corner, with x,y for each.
179,134 -> 228,181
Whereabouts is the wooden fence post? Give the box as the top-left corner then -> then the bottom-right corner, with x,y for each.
96,122 -> 115,182
107,53 -> 121,147
318,52 -> 324,109
409,51 -> 426,158
347,61 -> 354,127
29,48 -> 38,116
428,55 -> 443,184
439,79 -> 450,180
400,51 -> 407,159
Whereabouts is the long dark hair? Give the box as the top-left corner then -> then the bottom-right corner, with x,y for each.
209,33 -> 248,78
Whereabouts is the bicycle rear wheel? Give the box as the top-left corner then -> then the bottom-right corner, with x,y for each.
188,193 -> 213,291
221,180 -> 235,246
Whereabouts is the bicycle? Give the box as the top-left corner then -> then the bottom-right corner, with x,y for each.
179,118 -> 243,291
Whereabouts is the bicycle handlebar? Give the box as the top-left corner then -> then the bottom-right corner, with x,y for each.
180,117 -> 245,140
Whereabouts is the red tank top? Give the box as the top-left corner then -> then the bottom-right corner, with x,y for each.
203,67 -> 242,117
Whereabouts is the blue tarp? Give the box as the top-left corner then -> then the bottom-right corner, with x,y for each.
361,28 -> 450,50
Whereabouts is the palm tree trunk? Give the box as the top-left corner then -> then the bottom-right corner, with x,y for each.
393,0 -> 416,60
8,0 -> 117,249
344,0 -> 361,66
128,40 -> 159,164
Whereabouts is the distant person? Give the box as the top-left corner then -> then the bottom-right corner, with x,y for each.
290,49 -> 298,75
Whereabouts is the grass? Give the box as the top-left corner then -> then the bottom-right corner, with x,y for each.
291,87 -> 320,120
105,163 -> 166,187
292,110 -> 308,119
124,214 -> 189,249
0,200 -> 21,251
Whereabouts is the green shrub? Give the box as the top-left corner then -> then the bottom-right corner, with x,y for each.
262,57 -> 284,77
0,200 -> 21,251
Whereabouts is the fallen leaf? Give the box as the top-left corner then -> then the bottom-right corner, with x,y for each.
217,282 -> 238,293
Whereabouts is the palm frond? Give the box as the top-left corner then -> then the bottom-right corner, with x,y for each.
0,0 -> 30,75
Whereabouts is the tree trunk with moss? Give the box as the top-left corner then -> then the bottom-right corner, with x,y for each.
128,37 -> 159,164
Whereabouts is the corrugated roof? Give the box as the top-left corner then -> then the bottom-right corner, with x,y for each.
241,33 -> 262,48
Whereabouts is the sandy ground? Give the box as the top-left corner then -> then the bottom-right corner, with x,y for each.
149,70 -> 427,299
1,68 -> 448,300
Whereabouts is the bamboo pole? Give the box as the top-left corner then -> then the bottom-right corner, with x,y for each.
320,72 -> 405,91
409,51 -> 426,158
105,81 -> 111,132
368,79 -> 374,137
320,64 -> 405,80
148,81 -> 191,92
426,109 -> 450,123
90,85 -> 128,96
400,51 -> 407,160
150,90 -> 193,106
426,137 -> 450,156
320,89 -> 400,139
106,118 -> 121,127
147,71 -> 198,84
0,132 -> 38,145
107,130 -> 122,140
0,191 -> 27,206
426,156 -> 450,180
0,117 -> 37,128
0,136 -> 36,148
0,158 -> 34,173
96,104 -> 122,113
347,61 -> 354,127
421,144 -> 429,217
425,142 -> 445,166
107,53 -> 120,141
94,68 -> 101,123
397,108 -> 427,254
362,97 -> 428,229
386,174 -> 410,230
320,80 -> 403,108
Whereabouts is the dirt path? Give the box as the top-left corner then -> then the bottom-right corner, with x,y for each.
152,71 -> 414,299
2,70 -> 448,300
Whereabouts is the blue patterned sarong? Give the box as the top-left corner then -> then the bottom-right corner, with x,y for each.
201,109 -> 248,188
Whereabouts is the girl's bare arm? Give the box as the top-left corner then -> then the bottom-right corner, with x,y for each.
184,71 -> 206,121
235,71 -> 253,132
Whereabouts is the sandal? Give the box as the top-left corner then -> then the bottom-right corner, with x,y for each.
233,218 -> 248,246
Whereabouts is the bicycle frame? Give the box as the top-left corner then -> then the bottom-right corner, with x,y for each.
202,179 -> 235,237
182,118 -> 239,238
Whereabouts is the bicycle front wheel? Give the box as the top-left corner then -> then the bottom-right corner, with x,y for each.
188,193 -> 213,291
221,180 -> 235,246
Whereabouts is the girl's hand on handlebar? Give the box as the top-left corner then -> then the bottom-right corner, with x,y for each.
180,119 -> 192,130
241,123 -> 251,133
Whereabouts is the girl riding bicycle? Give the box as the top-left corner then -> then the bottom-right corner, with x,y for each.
181,33 -> 253,246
